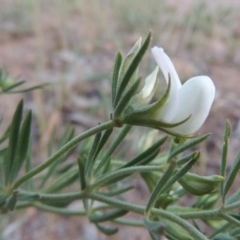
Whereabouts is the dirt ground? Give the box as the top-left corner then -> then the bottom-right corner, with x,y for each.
1,0 -> 240,239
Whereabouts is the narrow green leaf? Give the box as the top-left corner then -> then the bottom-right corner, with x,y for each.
7,83 -> 49,93
177,151 -> 198,165
102,157 -> 111,175
4,99 -> 23,184
226,189 -> 240,205
221,120 -> 231,202
159,152 -> 200,195
92,129 -> 113,164
112,52 -> 122,108
11,111 -> 32,182
95,223 -> 118,236
114,32 -> 151,106
229,227 -> 240,237
146,162 -> 175,212
94,165 -> 163,188
85,132 -> 102,174
96,149 -> 159,186
59,127 -> 75,148
2,80 -> 25,92
168,134 -> 210,161
94,125 -> 132,175
223,152 -> 240,199
78,157 -> 86,190
90,209 -> 128,223
213,234 -> 235,240
114,77 -> 141,118
25,135 -> 34,191
120,136 -> 167,169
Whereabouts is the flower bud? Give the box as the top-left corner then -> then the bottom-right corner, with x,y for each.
178,173 -> 224,196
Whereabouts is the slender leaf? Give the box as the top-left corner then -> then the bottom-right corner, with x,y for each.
78,157 -> 86,190
92,129 -> 113,166
114,32 -> 151,106
4,100 -> 23,184
98,150 -> 160,187
90,209 -> 128,223
177,151 -> 198,165
221,120 -> 231,201
7,83 -> 49,93
230,227 -> 240,237
112,52 -> 122,107
114,77 -> 141,118
223,152 -> 240,199
120,136 -> 167,169
2,80 -> 25,92
159,152 -> 200,195
11,111 -> 32,182
146,162 -> 175,212
95,223 -> 118,236
226,189 -> 240,205
25,135 -> 33,191
85,132 -> 102,174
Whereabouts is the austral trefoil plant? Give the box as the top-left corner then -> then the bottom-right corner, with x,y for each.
2,33 -> 240,240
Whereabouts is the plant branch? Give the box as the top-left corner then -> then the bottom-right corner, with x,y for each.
13,120 -> 116,189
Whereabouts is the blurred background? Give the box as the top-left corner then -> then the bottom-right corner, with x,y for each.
0,0 -> 240,239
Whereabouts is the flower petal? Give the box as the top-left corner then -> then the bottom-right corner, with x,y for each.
169,76 -> 215,135
142,66 -> 159,99
151,47 -> 181,121
151,47 -> 181,89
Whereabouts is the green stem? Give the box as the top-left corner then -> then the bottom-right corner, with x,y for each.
87,193 -> 208,240
170,209 -> 220,220
13,120 -> 116,189
18,190 -> 85,203
32,202 -> 86,215
113,218 -> 144,227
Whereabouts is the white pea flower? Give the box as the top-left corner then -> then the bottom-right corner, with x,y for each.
152,47 -> 215,135
126,47 -> 215,136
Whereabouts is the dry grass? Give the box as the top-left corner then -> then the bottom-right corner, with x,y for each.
1,0 -> 240,239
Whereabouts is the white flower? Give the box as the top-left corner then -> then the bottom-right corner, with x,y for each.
140,47 -> 215,136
